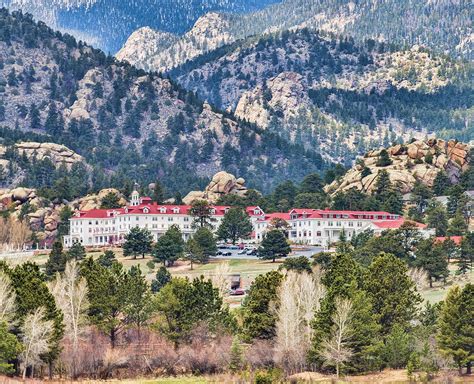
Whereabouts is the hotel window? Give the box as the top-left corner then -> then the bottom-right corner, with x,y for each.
336,222 -> 341,226
184,217 -> 189,222
357,222 -> 362,227
348,222 -> 354,227
317,221 -> 321,226
317,231 -> 321,236
168,217 -> 173,222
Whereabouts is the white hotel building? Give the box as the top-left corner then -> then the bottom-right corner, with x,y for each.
64,191 -> 426,248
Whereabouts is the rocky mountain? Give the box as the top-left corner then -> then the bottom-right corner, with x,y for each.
0,9 -> 327,196
0,0 -> 280,52
118,0 -> 473,73
169,29 -> 473,164
325,139 -> 471,196
117,13 -> 235,72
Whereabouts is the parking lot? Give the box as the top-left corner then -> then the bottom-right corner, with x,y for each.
214,245 -> 324,259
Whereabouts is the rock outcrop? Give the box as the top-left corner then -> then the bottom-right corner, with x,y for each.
326,139 -> 471,195
235,72 -> 309,129
0,187 -> 126,247
0,142 -> 85,169
183,171 -> 249,204
117,12 -> 235,72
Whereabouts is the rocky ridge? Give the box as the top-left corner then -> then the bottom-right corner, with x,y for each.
183,171 -> 249,204
117,13 -> 235,72
325,139 -> 471,196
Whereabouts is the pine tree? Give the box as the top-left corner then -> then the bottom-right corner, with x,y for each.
151,266 -> 171,293
123,227 -> 153,259
67,241 -> 86,261
447,209 -> 468,236
415,238 -> 448,287
152,225 -> 184,266
258,230 -> 291,262
153,181 -> 165,204
217,207 -> 253,244
437,284 -> 474,374
241,271 -> 283,340
45,241 -> 67,277
97,250 -> 117,268
364,253 -> 421,335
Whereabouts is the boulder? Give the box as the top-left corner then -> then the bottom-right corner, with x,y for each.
183,171 -> 251,204
11,187 -> 33,202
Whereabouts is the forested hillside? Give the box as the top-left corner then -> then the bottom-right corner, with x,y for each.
118,0 -> 473,73
0,0 -> 280,52
171,29 -> 473,164
0,9 -> 327,196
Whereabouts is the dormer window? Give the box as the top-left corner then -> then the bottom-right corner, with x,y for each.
173,207 -> 180,213
160,207 -> 167,213
210,208 -> 216,215
143,207 -> 149,214
254,209 -> 260,215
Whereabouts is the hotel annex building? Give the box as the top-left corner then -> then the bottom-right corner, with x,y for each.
64,190 -> 426,248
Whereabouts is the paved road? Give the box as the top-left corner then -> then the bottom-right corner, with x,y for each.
214,246 -> 324,260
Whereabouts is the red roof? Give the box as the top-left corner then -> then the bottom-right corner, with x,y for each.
73,203 -> 268,220
288,208 -> 399,220
435,236 -> 463,245
371,219 -> 426,229
257,213 -> 291,222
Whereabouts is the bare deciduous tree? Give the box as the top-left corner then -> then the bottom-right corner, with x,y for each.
320,297 -> 354,378
0,218 -> 32,251
207,261 -> 231,299
407,267 -> 429,292
0,271 -> 16,324
20,307 -> 54,379
274,270 -> 326,373
49,260 -> 89,378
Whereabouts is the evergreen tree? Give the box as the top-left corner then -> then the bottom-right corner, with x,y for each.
0,322 -> 22,374
2,262 -> 64,377
364,253 -> 421,335
189,200 -> 213,229
437,284 -> 474,374
123,227 -> 153,259
80,258 -> 130,347
189,227 -> 217,265
152,225 -> 184,266
45,241 -> 67,277
447,209 -> 468,236
153,181 -> 165,204
278,255 -> 312,273
151,266 -> 171,293
258,230 -> 291,262
458,233 -> 474,274
57,206 -> 73,239
97,250 -> 117,268
100,192 -> 122,209
433,171 -> 451,196
241,271 -> 283,340
415,238 -> 448,287
216,207 -> 253,244
311,253 -> 381,373
154,276 -> 233,347
376,149 -> 393,167
425,201 -> 449,236
299,173 -> 324,193
67,241 -> 86,261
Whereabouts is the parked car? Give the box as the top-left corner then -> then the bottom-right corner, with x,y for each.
246,249 -> 258,256
238,249 -> 247,255
229,288 -> 245,296
220,251 -> 232,256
